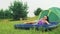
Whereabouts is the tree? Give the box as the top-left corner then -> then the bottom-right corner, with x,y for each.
0,9 -> 13,19
9,1 -> 28,20
4,9 -> 13,19
0,9 -> 4,19
34,8 -> 42,16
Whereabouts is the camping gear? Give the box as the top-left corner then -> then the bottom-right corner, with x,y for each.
14,7 -> 60,30
14,22 -> 58,30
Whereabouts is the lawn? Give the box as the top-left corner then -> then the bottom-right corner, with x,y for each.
0,16 -> 60,34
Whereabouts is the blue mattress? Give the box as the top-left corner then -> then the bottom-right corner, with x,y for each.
14,22 -> 59,29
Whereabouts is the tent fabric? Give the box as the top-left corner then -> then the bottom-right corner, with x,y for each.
38,7 -> 60,22
38,10 -> 49,19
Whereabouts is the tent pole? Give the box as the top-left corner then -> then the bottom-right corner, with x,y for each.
37,10 -> 43,20
47,10 -> 51,16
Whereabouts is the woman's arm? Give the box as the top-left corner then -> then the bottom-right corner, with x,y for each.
45,21 -> 49,24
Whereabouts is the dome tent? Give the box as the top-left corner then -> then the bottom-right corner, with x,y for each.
38,7 -> 60,22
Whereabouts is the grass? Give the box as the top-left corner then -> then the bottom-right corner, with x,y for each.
0,16 -> 60,34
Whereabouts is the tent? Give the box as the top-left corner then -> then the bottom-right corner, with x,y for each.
38,7 -> 60,22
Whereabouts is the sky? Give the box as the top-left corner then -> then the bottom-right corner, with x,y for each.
0,0 -> 60,17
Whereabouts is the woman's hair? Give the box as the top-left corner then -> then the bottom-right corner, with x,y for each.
46,16 -> 49,22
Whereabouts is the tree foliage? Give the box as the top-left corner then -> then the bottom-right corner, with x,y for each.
0,9 -> 13,19
9,1 -> 28,20
4,9 -> 13,19
0,9 -> 4,19
34,8 -> 42,16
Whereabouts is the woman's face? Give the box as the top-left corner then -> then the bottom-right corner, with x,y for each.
43,16 -> 47,20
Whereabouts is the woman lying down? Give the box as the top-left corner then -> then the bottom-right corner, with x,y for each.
24,16 -> 50,25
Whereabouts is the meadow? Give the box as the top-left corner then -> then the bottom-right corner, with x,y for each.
0,16 -> 60,34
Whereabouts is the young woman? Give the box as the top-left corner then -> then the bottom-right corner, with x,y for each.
24,16 -> 49,24
38,16 -> 49,25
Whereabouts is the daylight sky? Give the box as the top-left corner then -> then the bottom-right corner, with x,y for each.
0,0 -> 60,17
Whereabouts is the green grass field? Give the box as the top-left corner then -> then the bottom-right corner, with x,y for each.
0,16 -> 60,34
